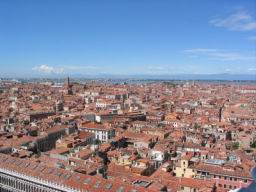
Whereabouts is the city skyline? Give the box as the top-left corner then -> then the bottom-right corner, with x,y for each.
0,0 -> 256,78
0,1 -> 256,191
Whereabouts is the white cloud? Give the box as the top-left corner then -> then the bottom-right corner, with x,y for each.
32,65 -> 64,74
225,68 -> 231,72
145,65 -> 197,75
210,11 -> 256,31
145,66 -> 169,74
64,65 -> 99,70
208,52 -> 252,61
184,48 -> 217,53
248,36 -> 256,41
32,64 -> 100,74
184,48 -> 255,61
147,66 -> 166,71
248,67 -> 256,71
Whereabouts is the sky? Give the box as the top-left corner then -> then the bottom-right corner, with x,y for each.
0,0 -> 256,77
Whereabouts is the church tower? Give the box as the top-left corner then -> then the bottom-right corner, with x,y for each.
66,76 -> 73,95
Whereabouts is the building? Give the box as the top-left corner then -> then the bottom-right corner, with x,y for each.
79,122 -> 115,143
0,153 -> 151,192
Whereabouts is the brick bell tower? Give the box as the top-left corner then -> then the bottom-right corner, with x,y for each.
66,76 -> 73,95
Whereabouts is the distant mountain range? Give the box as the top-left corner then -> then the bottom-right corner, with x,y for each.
81,73 -> 256,81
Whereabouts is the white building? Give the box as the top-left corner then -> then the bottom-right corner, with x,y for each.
79,122 -> 115,143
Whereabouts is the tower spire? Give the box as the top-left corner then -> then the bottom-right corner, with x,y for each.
66,76 -> 73,95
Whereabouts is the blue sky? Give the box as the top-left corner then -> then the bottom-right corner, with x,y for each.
0,0 -> 255,77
